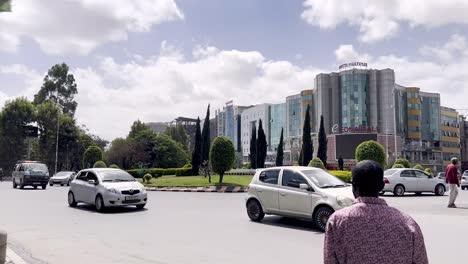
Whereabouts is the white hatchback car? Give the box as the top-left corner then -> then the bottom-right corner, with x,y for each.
245,166 -> 354,231
68,168 -> 147,212
382,169 -> 446,196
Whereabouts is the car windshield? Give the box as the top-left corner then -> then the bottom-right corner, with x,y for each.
300,169 -> 346,188
56,172 -> 72,176
24,163 -> 47,172
100,170 -> 136,182
384,169 -> 398,176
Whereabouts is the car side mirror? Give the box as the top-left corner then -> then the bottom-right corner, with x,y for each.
299,183 -> 312,191
88,180 -> 96,185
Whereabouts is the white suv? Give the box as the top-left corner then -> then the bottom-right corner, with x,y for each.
462,171 -> 468,190
245,166 -> 354,231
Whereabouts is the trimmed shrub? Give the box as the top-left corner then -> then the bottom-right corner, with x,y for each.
93,160 -> 107,168
355,140 -> 386,168
109,164 -> 120,169
210,136 -> 236,183
413,164 -> 424,171
394,158 -> 411,168
329,170 -> 352,183
175,168 -> 192,176
308,157 -> 326,170
143,173 -> 152,184
83,146 -> 103,168
424,168 -> 433,176
392,164 -> 405,169
183,164 -> 192,169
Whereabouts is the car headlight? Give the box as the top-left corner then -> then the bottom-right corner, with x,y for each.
106,188 -> 118,194
141,188 -> 147,194
336,196 -> 354,207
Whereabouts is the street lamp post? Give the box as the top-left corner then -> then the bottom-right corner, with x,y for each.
54,91 -> 61,176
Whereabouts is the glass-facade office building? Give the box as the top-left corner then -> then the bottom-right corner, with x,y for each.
286,95 -> 301,139
269,103 -> 286,151
340,73 -> 369,128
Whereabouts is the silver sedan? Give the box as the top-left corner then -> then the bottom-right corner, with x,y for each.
68,168 -> 147,212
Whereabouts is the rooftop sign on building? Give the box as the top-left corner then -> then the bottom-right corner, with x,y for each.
339,62 -> 368,71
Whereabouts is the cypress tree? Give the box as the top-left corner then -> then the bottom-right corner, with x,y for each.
276,127 -> 284,166
249,124 -> 257,169
257,119 -> 267,168
301,104 -> 313,166
201,104 -> 211,163
191,117 -> 202,175
317,114 -> 328,167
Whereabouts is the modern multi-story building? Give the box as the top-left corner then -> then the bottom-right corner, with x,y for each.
440,107 -> 461,168
216,101 -> 252,152
241,104 -> 270,161
460,115 -> 468,171
269,103 -> 286,153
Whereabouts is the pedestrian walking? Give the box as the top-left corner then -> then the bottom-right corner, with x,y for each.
324,160 -> 428,264
446,157 -> 460,208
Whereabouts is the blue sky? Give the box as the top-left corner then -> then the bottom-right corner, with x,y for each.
1,0 -> 468,139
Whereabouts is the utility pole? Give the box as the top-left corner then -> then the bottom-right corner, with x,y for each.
55,91 -> 60,176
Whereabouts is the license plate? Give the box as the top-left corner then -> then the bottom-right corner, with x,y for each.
34,182 -> 41,185
125,196 -> 139,201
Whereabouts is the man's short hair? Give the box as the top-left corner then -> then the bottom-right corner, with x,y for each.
451,157 -> 458,164
352,160 -> 384,196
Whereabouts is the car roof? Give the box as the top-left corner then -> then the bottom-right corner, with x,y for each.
257,166 -> 322,172
80,168 -> 122,173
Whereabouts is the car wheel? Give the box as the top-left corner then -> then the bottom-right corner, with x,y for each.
19,180 -> 24,189
49,183 -> 53,186
41,185 -> 47,190
60,184 -> 64,186
379,191 -> 385,196
415,192 -> 422,196
246,199 -> 265,222
12,180 -> 17,189
95,195 -> 105,212
136,204 -> 146,210
68,192 -> 77,207
314,206 -> 334,232
435,184 -> 445,196
393,185 -> 405,197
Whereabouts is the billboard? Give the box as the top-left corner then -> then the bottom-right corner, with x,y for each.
335,133 -> 378,159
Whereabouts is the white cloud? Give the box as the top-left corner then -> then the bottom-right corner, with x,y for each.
419,34 -> 468,61
0,0 -> 184,55
334,45 -> 370,63
0,64 -> 42,107
302,0 -> 468,43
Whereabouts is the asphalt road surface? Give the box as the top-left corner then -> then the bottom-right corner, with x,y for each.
1,182 -> 468,264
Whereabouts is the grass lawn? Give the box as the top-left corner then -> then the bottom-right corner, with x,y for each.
138,175 -> 253,187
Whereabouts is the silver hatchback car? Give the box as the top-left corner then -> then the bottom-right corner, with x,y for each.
68,168 -> 147,212
245,166 -> 354,231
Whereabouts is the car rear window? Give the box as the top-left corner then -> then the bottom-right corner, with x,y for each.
259,170 -> 280,185
384,169 -> 398,176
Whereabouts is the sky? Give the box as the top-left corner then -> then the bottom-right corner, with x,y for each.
2,0 -> 468,140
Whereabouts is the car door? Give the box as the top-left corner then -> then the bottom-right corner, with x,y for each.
278,170 -> 313,218
414,170 -> 433,192
255,169 -> 280,213
400,170 -> 418,192
72,171 -> 87,202
81,172 -> 99,204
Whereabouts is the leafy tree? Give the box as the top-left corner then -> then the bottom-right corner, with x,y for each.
0,97 -> 36,175
153,133 -> 189,168
33,63 -> 78,116
256,119 -> 267,168
191,117 -> 202,175
317,115 -> 327,167
210,136 -> 235,184
394,158 -> 411,168
201,104 -> 211,163
249,124 -> 257,169
128,120 -> 148,139
83,146 -> 103,168
109,164 -> 120,169
165,124 -> 189,150
276,128 -> 284,166
392,164 -> 405,169
308,157 -> 325,170
134,129 -> 158,166
355,140 -> 386,168
301,104 -> 313,166
413,164 -> 424,171
93,161 -> 107,168
338,155 -> 344,171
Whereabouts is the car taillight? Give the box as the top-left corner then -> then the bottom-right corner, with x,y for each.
384,178 -> 389,184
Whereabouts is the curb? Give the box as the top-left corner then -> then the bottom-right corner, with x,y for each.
145,186 -> 248,193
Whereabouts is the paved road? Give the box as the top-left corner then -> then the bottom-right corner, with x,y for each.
1,182 -> 468,264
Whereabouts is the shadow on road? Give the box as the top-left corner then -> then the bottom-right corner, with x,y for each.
381,193 -> 446,198
251,216 -> 323,234
70,204 -> 149,214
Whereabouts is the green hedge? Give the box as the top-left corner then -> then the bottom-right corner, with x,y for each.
329,170 -> 352,183
126,167 -> 192,178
